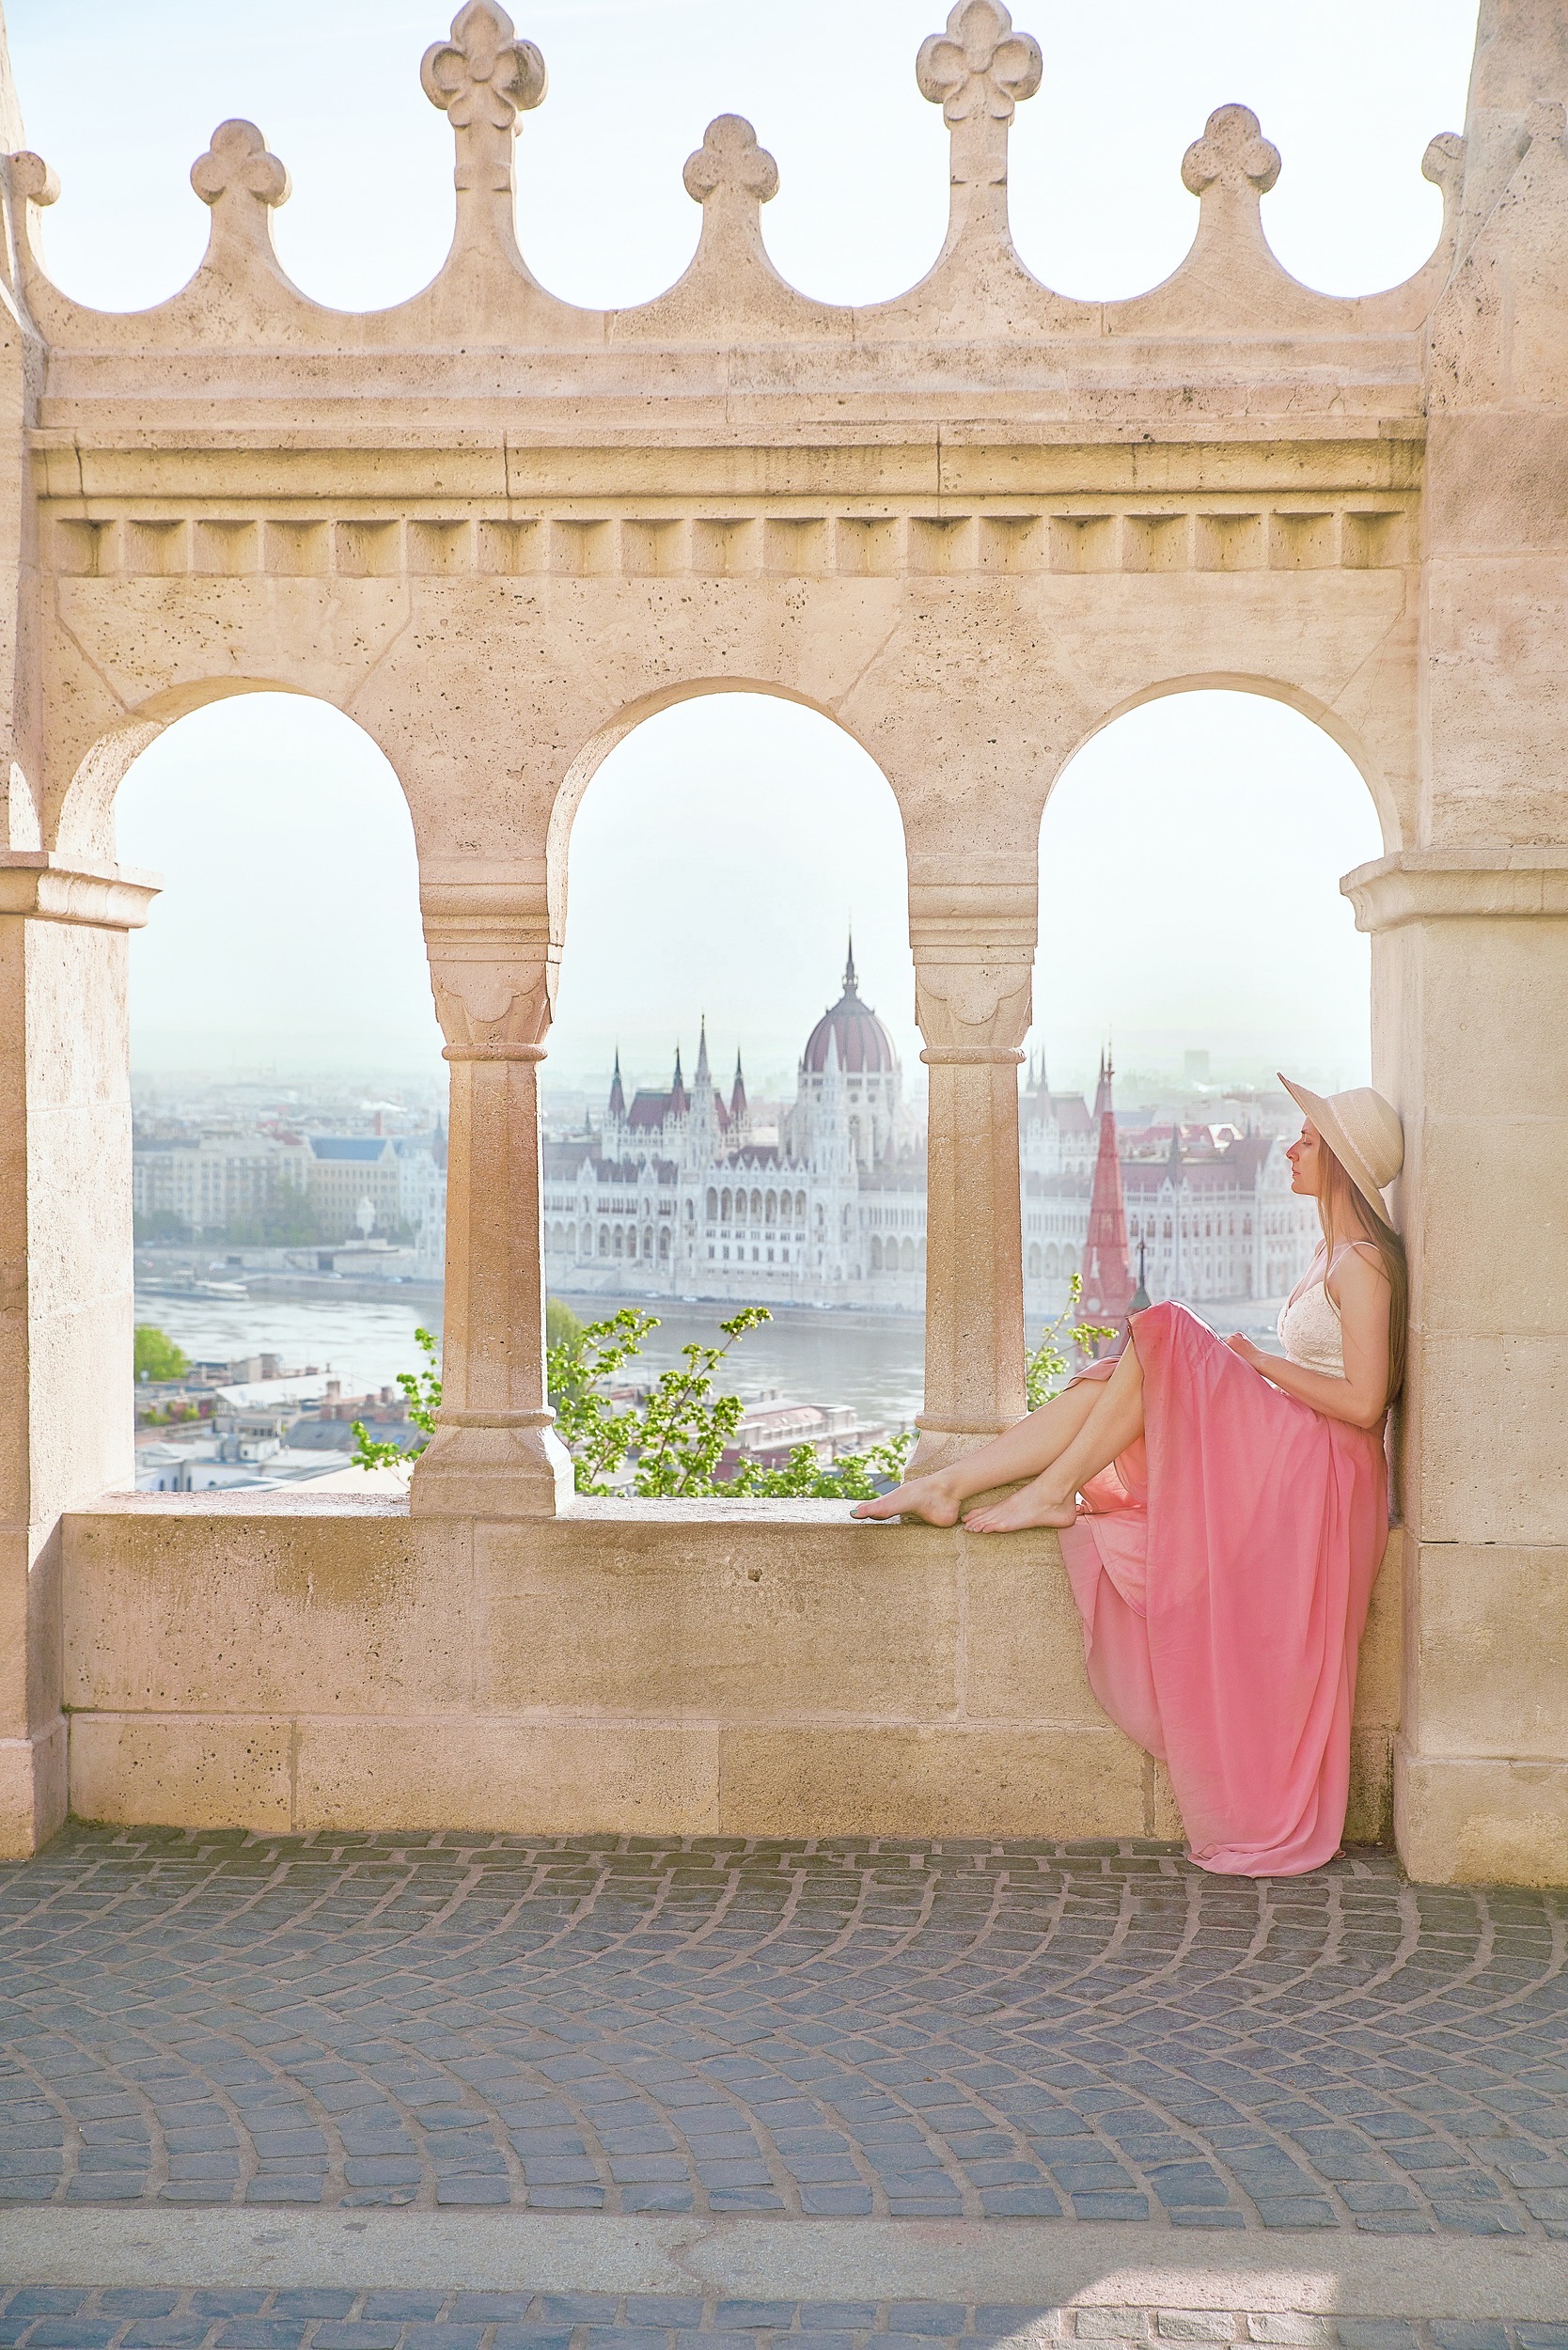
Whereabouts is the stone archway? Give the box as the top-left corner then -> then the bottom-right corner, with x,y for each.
3,0 -> 1567,1882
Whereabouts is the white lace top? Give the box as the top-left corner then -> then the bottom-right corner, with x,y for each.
1276,1241 -> 1370,1377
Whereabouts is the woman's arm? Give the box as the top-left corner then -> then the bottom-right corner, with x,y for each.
1226,1247 -> 1391,1429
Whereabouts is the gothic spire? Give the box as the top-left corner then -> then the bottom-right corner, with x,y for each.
730,1047 -> 747,1122
842,929 -> 858,996
607,1048 -> 625,1120
1081,1048 -> 1135,1335
694,1015 -> 711,1089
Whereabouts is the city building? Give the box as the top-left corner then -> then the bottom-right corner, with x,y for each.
542,945 -> 926,1308
131,1133 -> 308,1236
545,949 -> 1320,1315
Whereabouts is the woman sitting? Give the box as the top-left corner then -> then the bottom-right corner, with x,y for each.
853,1078 -> 1405,1879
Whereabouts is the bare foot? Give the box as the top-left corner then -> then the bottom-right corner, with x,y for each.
964,1475 -> 1078,1532
851,1470 -> 963,1526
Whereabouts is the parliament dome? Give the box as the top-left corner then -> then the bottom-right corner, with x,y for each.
802,942 -> 898,1074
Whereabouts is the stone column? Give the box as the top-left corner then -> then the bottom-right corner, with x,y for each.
409,885 -> 572,1520
1344,852 -> 1568,1884
0,852 -> 159,1858
908,881 -> 1034,1471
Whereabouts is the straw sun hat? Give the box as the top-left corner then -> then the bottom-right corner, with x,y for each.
1278,1074 -> 1403,1221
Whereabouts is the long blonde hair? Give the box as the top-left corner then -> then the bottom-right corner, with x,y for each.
1315,1141 -> 1408,1407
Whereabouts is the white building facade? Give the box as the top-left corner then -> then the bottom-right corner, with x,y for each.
543,949 -> 927,1309
544,960 -> 1321,1316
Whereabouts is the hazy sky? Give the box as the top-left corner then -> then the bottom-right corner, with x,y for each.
13,0 -> 1480,1097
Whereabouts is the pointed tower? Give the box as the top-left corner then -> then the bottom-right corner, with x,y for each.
605,1049 -> 626,1152
1165,1118 -> 1184,1303
686,1018 -> 716,1169
814,1024 -> 847,1178
669,1043 -> 688,1118
1080,1048 -> 1135,1336
729,1049 -> 749,1147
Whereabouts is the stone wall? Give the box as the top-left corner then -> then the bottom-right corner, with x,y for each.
58,1496 -> 1403,1852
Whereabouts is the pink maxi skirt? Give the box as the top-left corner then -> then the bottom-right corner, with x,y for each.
1057,1300 -> 1388,1877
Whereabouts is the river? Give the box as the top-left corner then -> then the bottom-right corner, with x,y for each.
133,1284 -> 1289,1432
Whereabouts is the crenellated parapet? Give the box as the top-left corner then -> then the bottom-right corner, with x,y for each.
1,0 -> 1467,418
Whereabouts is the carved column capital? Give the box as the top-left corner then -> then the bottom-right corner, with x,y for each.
420,882 -> 557,1058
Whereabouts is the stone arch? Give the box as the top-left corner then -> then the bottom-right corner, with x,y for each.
1048,671 -> 1403,854
54,679 -> 430,867
544,678 -> 913,948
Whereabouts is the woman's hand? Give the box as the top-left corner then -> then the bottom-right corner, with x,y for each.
1226,1333 -> 1261,1369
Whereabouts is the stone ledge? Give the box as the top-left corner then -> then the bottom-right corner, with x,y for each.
0,851 -> 161,929
1343,850 -> 1568,929
56,1508 -> 1402,1845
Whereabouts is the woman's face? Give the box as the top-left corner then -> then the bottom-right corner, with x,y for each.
1286,1120 -> 1322,1196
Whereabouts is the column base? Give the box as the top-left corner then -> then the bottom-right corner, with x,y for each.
409,1418 -> 574,1519
1394,1737 -> 1568,1886
0,1717 -> 68,1859
908,1422 -> 1011,1475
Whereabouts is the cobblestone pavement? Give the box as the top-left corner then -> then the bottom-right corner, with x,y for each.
2,2286 -> 1566,2350
3,1830 -> 1567,2236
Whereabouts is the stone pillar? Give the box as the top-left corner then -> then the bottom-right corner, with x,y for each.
908,882 -> 1034,1470
1345,853 -> 1568,1884
409,885 -> 572,1520
0,853 -> 159,1857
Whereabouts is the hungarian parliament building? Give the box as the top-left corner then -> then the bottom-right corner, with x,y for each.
541,946 -> 1322,1315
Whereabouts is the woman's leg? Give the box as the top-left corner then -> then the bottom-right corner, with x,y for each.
966,1337 -> 1145,1532
851,1378 -> 1104,1525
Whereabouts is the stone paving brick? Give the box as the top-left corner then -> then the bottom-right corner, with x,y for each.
3,1831 -> 1568,2235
